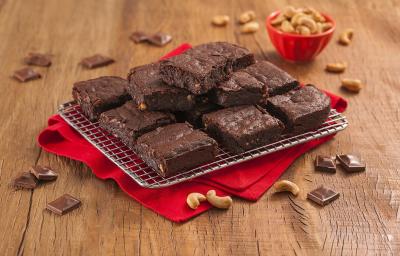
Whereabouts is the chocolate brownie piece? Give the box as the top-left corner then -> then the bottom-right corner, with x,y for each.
99,102 -> 175,148
266,85 -> 331,134
177,97 -> 221,127
127,62 -> 195,111
72,76 -> 131,121
136,123 -> 218,177
160,42 -> 255,94
244,61 -> 299,96
211,71 -> 266,107
203,105 -> 285,153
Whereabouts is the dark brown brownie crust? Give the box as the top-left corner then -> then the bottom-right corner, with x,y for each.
266,84 -> 331,134
176,96 -> 221,128
135,123 -> 218,177
99,101 -> 175,148
244,61 -> 299,97
160,42 -> 255,95
72,76 -> 131,121
211,71 -> 266,107
127,62 -> 195,111
203,105 -> 285,153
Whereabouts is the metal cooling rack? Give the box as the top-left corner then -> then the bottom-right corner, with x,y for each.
58,101 -> 348,188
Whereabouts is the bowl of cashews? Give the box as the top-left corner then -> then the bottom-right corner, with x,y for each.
266,6 -> 336,62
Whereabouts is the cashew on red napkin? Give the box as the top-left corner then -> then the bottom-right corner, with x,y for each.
38,44 -> 348,222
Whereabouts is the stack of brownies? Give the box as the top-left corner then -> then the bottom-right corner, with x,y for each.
72,42 -> 331,177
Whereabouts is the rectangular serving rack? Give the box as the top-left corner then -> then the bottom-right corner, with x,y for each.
58,101 -> 348,188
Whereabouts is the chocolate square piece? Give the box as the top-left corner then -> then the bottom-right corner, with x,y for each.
336,154 -> 366,172
244,61 -> 299,96
130,31 -> 149,43
13,172 -> 39,189
80,54 -> 114,69
315,156 -> 336,173
147,32 -> 172,46
307,186 -> 339,206
136,123 -> 218,177
72,76 -> 131,121
203,105 -> 285,153
30,165 -> 58,181
99,101 -> 175,148
24,53 -> 52,67
211,71 -> 266,107
46,194 -> 81,216
13,67 -> 41,82
127,62 -> 195,111
266,85 -> 331,134
160,42 -> 255,94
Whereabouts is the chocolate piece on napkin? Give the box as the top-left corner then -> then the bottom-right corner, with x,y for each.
46,194 -> 81,215
24,53 -> 52,67
13,172 -> 39,189
307,186 -> 339,206
315,155 -> 336,173
80,54 -> 114,69
30,165 -> 58,181
336,154 -> 366,172
13,67 -> 41,82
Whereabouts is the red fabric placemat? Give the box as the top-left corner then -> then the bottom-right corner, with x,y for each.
37,44 -> 347,222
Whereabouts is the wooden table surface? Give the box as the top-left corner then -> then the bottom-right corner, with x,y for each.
1,0 -> 399,255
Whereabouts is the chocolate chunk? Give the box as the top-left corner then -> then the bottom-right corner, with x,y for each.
130,31 -> 149,43
307,186 -> 340,206
30,165 -> 58,181
13,172 -> 39,189
315,155 -> 336,173
336,154 -> 366,172
13,67 -> 41,82
147,33 -> 172,46
80,54 -> 114,69
46,194 -> 81,216
24,53 -> 52,67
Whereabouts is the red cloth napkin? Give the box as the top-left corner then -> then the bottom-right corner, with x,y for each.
38,44 -> 347,222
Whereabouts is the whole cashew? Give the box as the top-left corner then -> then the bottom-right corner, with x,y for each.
341,79 -> 363,93
297,16 -> 317,34
239,10 -> 256,24
280,20 -> 295,33
271,13 -> 286,26
212,15 -> 230,26
273,180 -> 300,196
240,21 -> 259,33
282,6 -> 297,18
206,190 -> 232,209
290,12 -> 307,26
186,192 -> 207,209
296,25 -> 311,35
326,62 -> 347,73
338,28 -> 354,45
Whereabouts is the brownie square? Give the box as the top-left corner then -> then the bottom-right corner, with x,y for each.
127,62 -> 195,111
203,105 -> 285,153
160,42 -> 255,95
72,76 -> 131,121
99,101 -> 175,148
266,84 -> 331,134
244,61 -> 299,96
136,123 -> 218,177
211,71 -> 266,107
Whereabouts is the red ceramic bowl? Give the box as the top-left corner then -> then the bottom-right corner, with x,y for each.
266,11 -> 336,62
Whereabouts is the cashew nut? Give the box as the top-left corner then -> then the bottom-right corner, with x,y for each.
297,16 -> 317,34
280,20 -> 295,33
341,79 -> 363,93
239,10 -> 256,24
271,13 -> 286,26
212,15 -> 230,26
206,190 -> 232,209
282,6 -> 298,18
186,192 -> 207,209
273,180 -> 300,196
296,25 -> 311,35
240,21 -> 259,33
290,12 -> 307,26
325,62 -> 347,73
138,102 -> 147,110
338,28 -> 354,45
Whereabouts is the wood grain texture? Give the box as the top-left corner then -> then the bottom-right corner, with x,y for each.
0,0 -> 399,255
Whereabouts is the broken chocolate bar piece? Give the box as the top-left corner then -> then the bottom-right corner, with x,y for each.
336,154 -> 366,172
46,194 -> 81,216
147,32 -> 172,46
13,67 -> 41,82
30,165 -> 58,181
130,31 -> 149,43
80,54 -> 114,69
24,53 -> 52,67
13,172 -> 39,189
315,155 -> 336,173
307,186 -> 339,206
